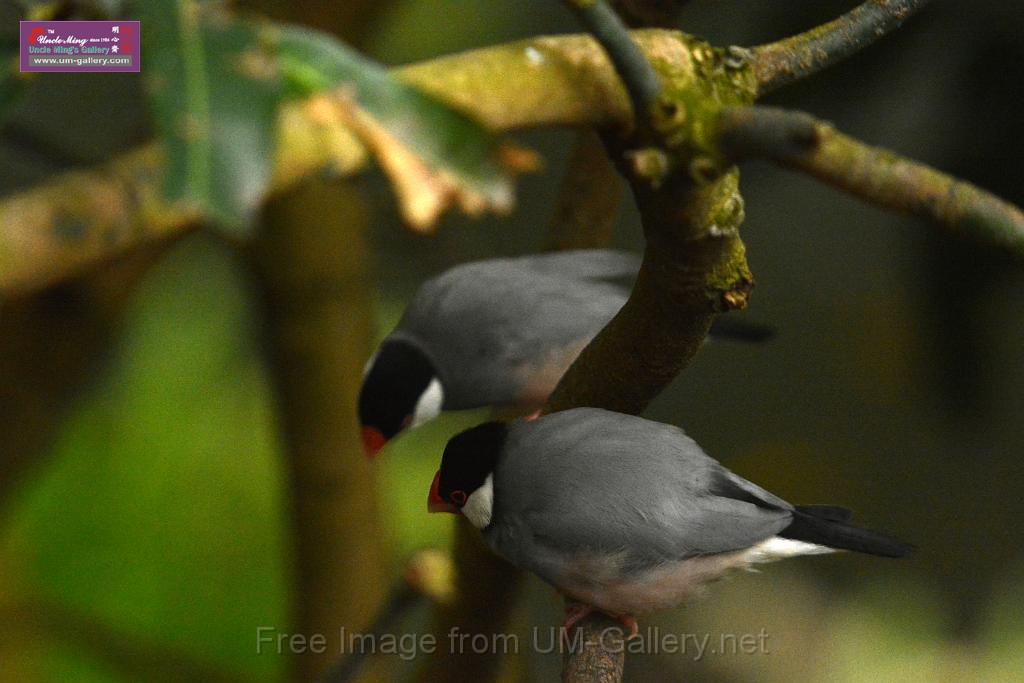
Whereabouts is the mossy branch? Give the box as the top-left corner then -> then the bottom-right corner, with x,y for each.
716,106 -> 1024,253
544,168 -> 752,416
0,30 -> 692,296
751,0 -> 934,95
542,166 -> 753,683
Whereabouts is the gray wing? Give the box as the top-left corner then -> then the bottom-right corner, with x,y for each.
514,249 -> 640,287
488,409 -> 793,579
394,259 -> 628,409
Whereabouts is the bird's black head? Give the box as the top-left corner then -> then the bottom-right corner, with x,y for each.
428,421 -> 508,528
358,338 -> 442,458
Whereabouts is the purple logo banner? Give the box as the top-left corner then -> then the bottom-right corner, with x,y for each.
20,20 -> 140,73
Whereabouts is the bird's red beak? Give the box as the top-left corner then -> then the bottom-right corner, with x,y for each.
361,427 -> 387,460
428,471 -> 459,514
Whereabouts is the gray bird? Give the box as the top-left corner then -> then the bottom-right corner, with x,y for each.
358,250 -> 770,456
428,408 -> 910,630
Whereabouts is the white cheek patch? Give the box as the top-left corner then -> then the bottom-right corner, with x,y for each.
462,474 -> 494,530
411,377 -> 444,428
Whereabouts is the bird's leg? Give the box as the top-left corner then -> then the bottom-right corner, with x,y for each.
618,614 -> 639,639
524,409 -> 542,422
561,600 -> 639,649
563,602 -> 594,633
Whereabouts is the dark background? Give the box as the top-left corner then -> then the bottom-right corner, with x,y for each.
1,1 -> 1022,681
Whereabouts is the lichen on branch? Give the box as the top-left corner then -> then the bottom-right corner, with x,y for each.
0,30 -> 699,296
751,0 -> 934,95
715,106 -> 1024,254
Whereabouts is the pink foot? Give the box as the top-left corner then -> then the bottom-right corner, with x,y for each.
561,601 -> 639,648
524,409 -> 542,422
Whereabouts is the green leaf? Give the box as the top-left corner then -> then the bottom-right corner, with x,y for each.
273,25 -> 531,230
140,1 -> 280,235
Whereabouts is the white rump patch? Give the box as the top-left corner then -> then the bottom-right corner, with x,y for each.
462,474 -> 494,530
411,377 -> 444,428
742,537 -> 834,564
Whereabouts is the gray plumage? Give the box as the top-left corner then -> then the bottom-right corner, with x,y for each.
486,409 -> 792,577
464,408 -> 909,614
390,250 -> 639,410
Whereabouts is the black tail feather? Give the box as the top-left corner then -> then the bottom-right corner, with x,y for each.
796,505 -> 854,524
781,507 -> 912,558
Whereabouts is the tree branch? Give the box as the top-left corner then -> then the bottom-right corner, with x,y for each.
544,130 -> 624,251
0,30 -> 696,296
545,166 -> 751,411
560,613 -> 626,683
549,7 -> 689,680
751,0 -> 933,95
543,158 -> 753,683
251,178 -> 391,680
562,1 -> 662,131
716,106 -> 1024,253
322,550 -> 453,683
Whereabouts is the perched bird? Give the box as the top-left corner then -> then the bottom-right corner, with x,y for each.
358,250 -> 771,457
428,408 -> 910,631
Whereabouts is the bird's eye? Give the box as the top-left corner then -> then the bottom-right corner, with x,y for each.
450,490 -> 467,506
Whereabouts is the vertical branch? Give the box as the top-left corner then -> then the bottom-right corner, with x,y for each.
544,130 -> 624,252
246,4 -> 397,680
552,4 -> 745,681
546,169 -> 751,683
251,178 -> 390,681
545,171 -> 751,414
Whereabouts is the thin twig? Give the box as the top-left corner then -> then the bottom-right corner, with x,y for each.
323,546 -> 456,683
414,520 -> 522,683
562,0 -> 661,132
320,588 -> 419,683
716,106 -> 1024,253
751,0 -> 933,95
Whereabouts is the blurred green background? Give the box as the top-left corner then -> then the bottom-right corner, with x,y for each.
2,1 -> 1023,681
